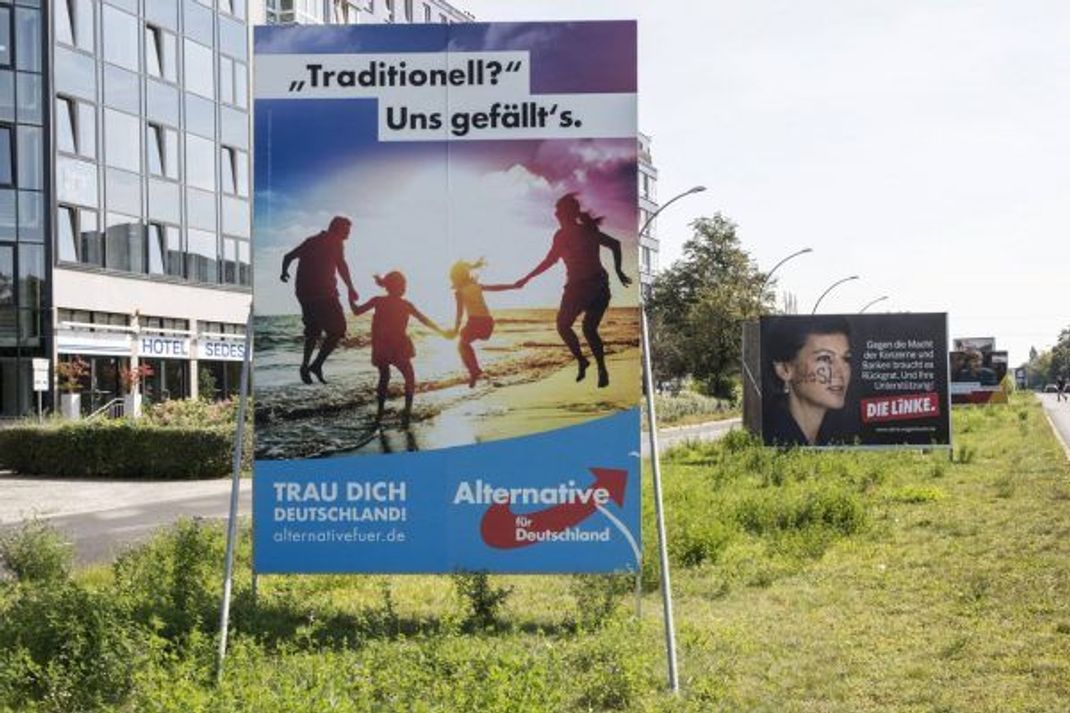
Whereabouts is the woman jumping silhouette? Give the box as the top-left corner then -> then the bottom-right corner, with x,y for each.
516,193 -> 632,388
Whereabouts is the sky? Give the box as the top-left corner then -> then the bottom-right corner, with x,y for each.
462,0 -> 1070,364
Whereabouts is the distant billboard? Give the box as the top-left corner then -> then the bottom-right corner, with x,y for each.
1014,367 -> 1027,389
743,313 -> 951,448
950,347 -> 1009,404
953,337 -> 996,352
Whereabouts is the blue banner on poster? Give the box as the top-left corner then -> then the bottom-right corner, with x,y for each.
253,22 -> 641,574
254,410 -> 640,574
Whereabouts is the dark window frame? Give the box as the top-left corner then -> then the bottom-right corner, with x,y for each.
0,7 -> 13,69
0,122 -> 14,187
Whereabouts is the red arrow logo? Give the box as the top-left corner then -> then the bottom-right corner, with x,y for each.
479,468 -> 628,549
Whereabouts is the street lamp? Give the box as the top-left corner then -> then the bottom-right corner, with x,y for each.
760,247 -> 813,292
639,184 -> 706,243
811,275 -> 860,314
638,183 -> 704,697
859,295 -> 889,313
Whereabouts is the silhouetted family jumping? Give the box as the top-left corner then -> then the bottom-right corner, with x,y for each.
281,194 -> 632,427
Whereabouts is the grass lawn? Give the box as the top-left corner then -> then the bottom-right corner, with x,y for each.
1,394 -> 1067,711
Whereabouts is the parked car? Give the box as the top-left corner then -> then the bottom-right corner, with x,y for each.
1044,384 -> 1059,393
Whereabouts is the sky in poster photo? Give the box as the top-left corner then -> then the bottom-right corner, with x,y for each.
253,98 -> 639,316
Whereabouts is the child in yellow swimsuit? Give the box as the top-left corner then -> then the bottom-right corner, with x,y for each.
448,259 -> 520,387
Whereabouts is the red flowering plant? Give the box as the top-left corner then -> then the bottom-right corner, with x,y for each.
119,363 -> 155,394
55,357 -> 90,394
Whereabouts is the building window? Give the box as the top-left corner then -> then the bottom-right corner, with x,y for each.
164,224 -> 183,278
15,8 -> 41,73
16,126 -> 41,189
185,134 -> 215,191
146,222 -> 167,274
104,109 -> 139,172
104,213 -> 144,273
0,125 -> 12,186
56,95 -> 95,159
57,205 -> 78,262
0,8 -> 11,68
102,5 -> 138,71
219,56 -> 234,105
221,146 -> 247,196
184,39 -> 214,99
56,0 -> 95,53
186,228 -> 218,283
145,24 -> 177,82
147,122 -> 178,180
234,61 -> 248,110
57,204 -> 102,266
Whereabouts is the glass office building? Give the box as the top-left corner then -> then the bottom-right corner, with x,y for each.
0,0 -> 252,418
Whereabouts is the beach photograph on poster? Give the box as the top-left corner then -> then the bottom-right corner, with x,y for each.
253,28 -> 640,461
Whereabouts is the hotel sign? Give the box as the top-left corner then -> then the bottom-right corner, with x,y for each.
138,336 -> 192,358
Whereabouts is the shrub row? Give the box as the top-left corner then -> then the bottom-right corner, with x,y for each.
0,421 -> 234,479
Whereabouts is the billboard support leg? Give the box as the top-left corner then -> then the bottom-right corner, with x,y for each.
641,307 -> 680,694
635,570 -> 642,619
215,305 -> 254,685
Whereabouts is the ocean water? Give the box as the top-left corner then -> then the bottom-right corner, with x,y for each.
254,307 -> 639,459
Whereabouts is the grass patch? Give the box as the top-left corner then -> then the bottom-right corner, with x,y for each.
0,394 -> 1067,711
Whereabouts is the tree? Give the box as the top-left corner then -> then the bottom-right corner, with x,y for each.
1019,326 -> 1070,387
646,214 -> 771,399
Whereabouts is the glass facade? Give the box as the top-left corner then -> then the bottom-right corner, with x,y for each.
0,0 -> 46,417
51,0 -> 252,287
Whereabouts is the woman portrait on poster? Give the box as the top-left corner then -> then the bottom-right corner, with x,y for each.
763,316 -> 854,446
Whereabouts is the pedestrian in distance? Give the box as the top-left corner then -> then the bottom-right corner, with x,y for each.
352,271 -> 449,427
280,216 -> 360,385
1058,375 -> 1067,403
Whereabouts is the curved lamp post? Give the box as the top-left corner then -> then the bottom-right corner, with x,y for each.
760,247 -> 813,293
811,275 -> 859,314
859,295 -> 889,313
640,184 -> 706,243
639,183 -> 704,696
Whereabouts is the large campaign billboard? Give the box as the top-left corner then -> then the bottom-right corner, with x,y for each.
743,313 -> 951,447
252,22 -> 640,573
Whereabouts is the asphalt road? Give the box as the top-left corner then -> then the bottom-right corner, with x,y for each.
0,475 -> 252,566
1038,393 -> 1070,459
641,416 -> 741,456
1,417 -> 739,567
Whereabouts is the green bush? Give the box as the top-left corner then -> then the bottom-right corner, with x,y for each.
0,581 -> 146,711
452,572 -> 513,630
0,421 -> 233,479
143,397 -> 247,429
733,483 -> 866,537
568,574 -> 635,630
113,519 -> 226,642
0,520 -> 72,583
